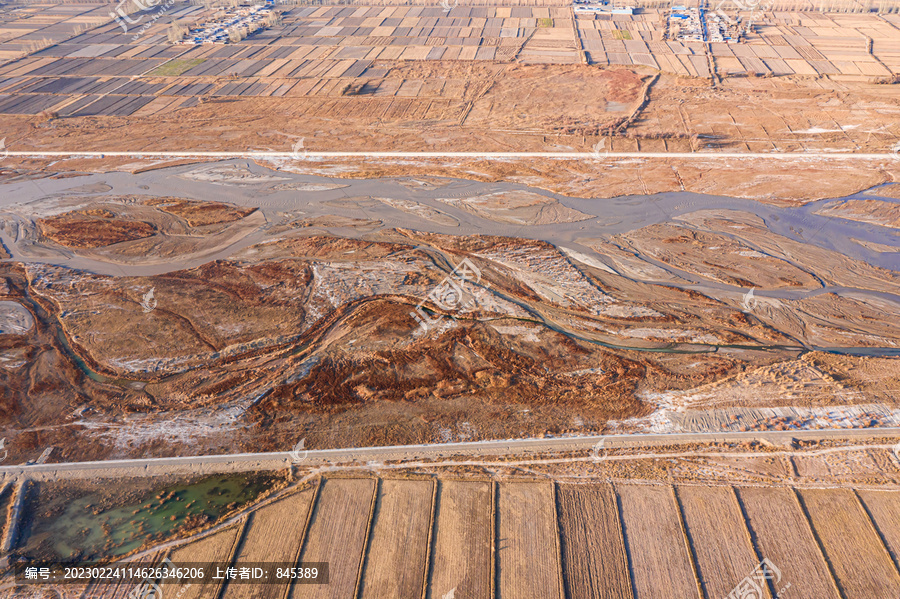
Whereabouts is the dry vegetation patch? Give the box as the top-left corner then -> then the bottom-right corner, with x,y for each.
814,199 -> 900,229
556,483 -> 633,599
38,210 -> 157,249
797,488 -> 900,598
224,487 -> 316,599
857,489 -> 900,574
617,484 -> 698,599
294,478 -> 376,599
736,486 -> 839,599
426,480 -> 493,599
497,481 -> 562,599
359,479 -> 434,599
144,197 -> 258,227
169,523 -> 245,599
436,190 -> 591,225
676,485 -> 766,598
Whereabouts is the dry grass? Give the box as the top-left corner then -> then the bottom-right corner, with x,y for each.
293,478 -> 376,599
81,551 -> 166,599
556,483 -> 633,599
736,486 -> 839,599
223,487 -> 317,599
168,522 -> 245,599
496,481 -> 562,599
676,485 -> 766,599
426,480 -> 493,599
797,488 -> 900,597
38,213 -> 157,249
616,484 -> 698,599
856,490 -> 900,574
144,197 -> 257,227
359,478 -> 434,599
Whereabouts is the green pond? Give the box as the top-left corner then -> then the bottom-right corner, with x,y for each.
30,474 -> 275,561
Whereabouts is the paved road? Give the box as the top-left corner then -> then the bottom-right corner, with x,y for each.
3,150 -> 899,160
1,427 -> 899,479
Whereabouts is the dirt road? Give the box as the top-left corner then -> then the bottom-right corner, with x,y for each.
1,427 -> 898,480
3,150 -> 900,159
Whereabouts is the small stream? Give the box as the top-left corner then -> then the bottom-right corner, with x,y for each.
1,160 -> 898,367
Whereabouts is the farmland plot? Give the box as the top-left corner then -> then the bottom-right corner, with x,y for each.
616,484 -> 698,599
223,486 -> 318,599
857,489 -> 900,571
292,477 -> 377,599
736,486 -> 838,599
676,485 -> 767,599
168,522 -> 245,599
359,478 -> 434,599
556,483 -> 633,599
81,551 -> 165,599
426,480 -> 493,599
497,481 -> 562,599
791,456 -> 830,479
798,488 -> 900,597
867,448 -> 900,474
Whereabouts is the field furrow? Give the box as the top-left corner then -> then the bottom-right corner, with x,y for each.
856,489 -> 900,574
292,477 -> 376,599
168,522 -> 246,599
736,486 -> 838,599
556,483 -> 633,599
617,484 -> 698,599
798,488 -> 900,597
223,486 -> 318,599
359,478 -> 435,599
497,481 -> 562,599
677,485 -> 767,599
426,480 -> 493,599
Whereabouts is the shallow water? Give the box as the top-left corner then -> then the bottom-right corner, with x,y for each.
2,159 -> 896,272
1,160 -> 898,360
26,474 -> 272,560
